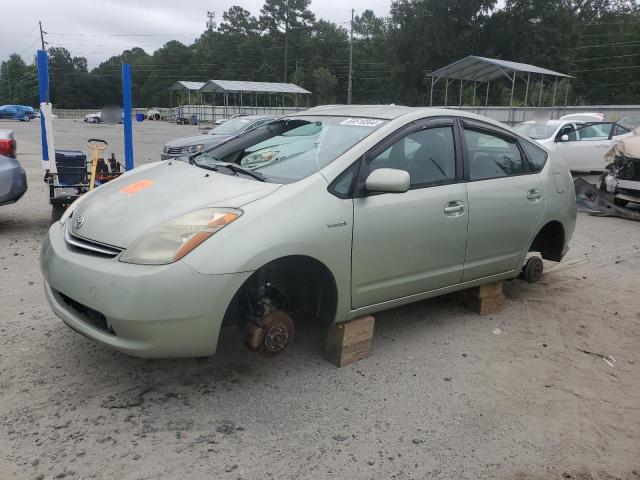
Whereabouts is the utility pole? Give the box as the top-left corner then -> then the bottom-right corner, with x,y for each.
206,11 -> 216,31
347,9 -> 354,105
284,0 -> 289,83
39,21 -> 47,51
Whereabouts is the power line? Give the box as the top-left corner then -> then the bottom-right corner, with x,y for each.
573,52 -> 640,62
46,32 -> 202,37
574,40 -> 640,49
572,65 -> 640,73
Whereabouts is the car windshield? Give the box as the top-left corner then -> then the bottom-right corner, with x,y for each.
513,123 -> 558,139
618,115 -> 640,130
194,115 -> 388,183
209,117 -> 253,135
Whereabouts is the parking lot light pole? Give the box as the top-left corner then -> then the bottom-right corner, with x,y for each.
122,63 -> 134,170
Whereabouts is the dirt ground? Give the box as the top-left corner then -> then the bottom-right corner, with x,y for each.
1,119 -> 639,480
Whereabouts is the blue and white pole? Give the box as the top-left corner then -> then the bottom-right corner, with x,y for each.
37,50 -> 56,174
122,63 -> 134,170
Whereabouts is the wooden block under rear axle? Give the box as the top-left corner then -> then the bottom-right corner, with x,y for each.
465,282 -> 505,315
324,315 -> 375,367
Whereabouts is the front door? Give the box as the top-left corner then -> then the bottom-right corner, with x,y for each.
351,121 -> 469,308
555,122 -> 632,172
460,123 -> 545,281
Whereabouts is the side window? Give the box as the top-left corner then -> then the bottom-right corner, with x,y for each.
576,123 -> 613,140
612,124 -> 630,137
368,126 -> 456,187
556,124 -> 577,141
464,129 -> 525,181
329,161 -> 359,198
520,140 -> 548,173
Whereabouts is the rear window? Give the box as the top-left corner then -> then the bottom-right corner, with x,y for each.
520,140 -> 548,173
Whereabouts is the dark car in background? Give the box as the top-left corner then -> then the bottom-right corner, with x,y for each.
0,105 -> 36,122
0,129 -> 27,205
162,115 -> 275,160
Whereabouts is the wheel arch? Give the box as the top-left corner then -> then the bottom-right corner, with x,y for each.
529,220 -> 566,262
223,254 -> 340,326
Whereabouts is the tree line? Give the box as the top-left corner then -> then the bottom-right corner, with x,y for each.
1,0 -> 639,109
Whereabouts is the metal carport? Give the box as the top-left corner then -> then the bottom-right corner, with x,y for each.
427,56 -> 573,123
168,81 -> 206,107
199,80 -> 311,117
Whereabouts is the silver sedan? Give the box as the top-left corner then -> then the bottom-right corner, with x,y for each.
0,129 -> 27,206
41,106 -> 576,358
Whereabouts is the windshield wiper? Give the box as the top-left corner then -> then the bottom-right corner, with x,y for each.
214,162 -> 267,182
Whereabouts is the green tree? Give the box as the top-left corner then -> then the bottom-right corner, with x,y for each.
353,10 -> 385,38
48,47 -> 92,108
260,0 -> 315,81
0,54 -> 37,106
312,66 -> 337,103
219,6 -> 260,36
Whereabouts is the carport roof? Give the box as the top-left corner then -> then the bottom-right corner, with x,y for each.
199,80 -> 311,94
428,55 -> 572,82
168,81 -> 206,92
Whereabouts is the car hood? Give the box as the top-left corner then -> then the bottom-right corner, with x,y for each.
70,161 -> 280,248
165,133 -> 232,149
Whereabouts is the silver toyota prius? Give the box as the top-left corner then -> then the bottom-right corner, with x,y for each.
40,106 -> 576,358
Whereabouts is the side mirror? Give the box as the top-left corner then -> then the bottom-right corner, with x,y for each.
365,168 -> 410,193
559,134 -> 570,142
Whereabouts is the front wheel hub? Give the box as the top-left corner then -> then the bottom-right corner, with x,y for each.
244,310 -> 294,357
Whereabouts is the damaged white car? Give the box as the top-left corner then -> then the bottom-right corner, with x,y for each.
575,127 -> 640,220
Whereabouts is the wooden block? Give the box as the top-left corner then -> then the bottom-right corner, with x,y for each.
324,315 -> 375,367
465,293 -> 505,316
468,281 -> 503,299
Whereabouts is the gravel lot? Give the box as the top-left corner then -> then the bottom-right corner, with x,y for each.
1,118 -> 640,480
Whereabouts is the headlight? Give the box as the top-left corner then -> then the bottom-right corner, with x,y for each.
185,144 -> 204,154
119,207 -> 242,265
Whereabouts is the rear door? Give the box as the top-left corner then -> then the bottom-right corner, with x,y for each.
461,120 -> 545,281
351,118 -> 469,308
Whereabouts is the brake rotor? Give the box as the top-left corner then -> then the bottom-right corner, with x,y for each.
246,310 -> 294,357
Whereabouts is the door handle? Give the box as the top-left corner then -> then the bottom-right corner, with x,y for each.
527,188 -> 543,200
443,201 -> 465,216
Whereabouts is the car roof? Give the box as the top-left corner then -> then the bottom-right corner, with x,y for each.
519,120 -> 574,126
301,104 -> 416,120
237,115 -> 275,121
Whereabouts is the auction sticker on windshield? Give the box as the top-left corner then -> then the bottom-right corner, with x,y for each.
340,118 -> 384,127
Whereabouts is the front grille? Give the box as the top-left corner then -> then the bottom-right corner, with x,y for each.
64,224 -> 122,257
56,290 -> 116,335
165,146 -> 184,155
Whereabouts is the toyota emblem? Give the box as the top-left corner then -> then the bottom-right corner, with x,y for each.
73,215 -> 85,230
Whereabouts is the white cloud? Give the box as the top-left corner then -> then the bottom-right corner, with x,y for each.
2,0 -> 391,67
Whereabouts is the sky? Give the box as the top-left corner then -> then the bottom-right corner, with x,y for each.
2,0 -> 394,68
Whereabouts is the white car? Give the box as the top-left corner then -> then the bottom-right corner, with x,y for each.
83,112 -> 102,124
558,112 -> 605,123
515,120 -> 634,172
514,120 -> 584,147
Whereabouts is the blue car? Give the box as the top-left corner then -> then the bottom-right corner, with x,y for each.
0,105 -> 36,122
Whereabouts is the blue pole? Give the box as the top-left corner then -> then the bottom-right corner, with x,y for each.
37,50 -> 49,169
122,63 -> 134,170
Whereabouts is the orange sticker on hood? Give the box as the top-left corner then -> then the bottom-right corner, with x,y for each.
121,179 -> 155,195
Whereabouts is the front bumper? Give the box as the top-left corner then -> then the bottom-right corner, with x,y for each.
40,222 -> 252,358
